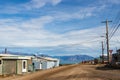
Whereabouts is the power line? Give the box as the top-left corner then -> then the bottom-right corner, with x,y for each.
109,11 -> 120,36
116,28 -> 120,42
109,11 -> 120,40
109,24 -> 120,40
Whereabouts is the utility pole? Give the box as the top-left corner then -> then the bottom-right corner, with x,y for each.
5,48 -> 7,54
102,20 -> 112,64
101,41 -> 104,63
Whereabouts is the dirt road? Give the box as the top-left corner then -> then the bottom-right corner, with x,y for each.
1,64 -> 120,80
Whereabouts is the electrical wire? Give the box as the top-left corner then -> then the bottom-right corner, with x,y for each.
109,11 -> 120,38
109,24 -> 120,40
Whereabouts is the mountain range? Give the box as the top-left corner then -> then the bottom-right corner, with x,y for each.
53,55 -> 94,64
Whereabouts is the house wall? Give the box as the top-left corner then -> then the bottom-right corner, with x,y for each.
2,59 -> 17,75
28,59 -> 33,72
26,60 -> 29,72
0,59 -> 2,75
32,59 -> 39,70
27,59 -> 32,67
42,61 -> 47,70
47,61 -> 55,69
17,60 -> 22,74
54,60 -> 59,67
41,60 -> 59,70
34,61 -> 40,70
16,59 -> 31,74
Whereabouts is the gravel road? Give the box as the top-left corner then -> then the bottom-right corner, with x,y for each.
1,64 -> 120,80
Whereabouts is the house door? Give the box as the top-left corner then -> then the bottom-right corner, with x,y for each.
22,60 -> 27,72
40,63 -> 42,69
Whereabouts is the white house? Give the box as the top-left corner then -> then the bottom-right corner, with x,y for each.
32,56 -> 59,70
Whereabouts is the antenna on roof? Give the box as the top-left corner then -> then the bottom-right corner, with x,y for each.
5,48 -> 7,54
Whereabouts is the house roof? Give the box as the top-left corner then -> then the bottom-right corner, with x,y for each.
0,54 -> 18,57
0,54 -> 31,60
33,56 -> 59,61
44,57 -> 58,61
41,57 -> 59,61
1,56 -> 31,60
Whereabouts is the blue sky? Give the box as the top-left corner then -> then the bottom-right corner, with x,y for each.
0,0 -> 120,57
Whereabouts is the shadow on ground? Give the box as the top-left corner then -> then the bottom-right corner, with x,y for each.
96,65 -> 120,71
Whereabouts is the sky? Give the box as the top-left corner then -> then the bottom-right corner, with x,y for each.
0,0 -> 120,57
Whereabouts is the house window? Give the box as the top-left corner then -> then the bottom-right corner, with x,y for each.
23,61 -> 26,69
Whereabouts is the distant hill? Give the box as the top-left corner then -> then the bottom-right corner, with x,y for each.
53,55 -> 94,64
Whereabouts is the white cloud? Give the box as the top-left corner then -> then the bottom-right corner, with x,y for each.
97,0 -> 120,7
23,0 -> 62,9
107,0 -> 120,4
21,16 -> 54,30
0,11 -> 107,48
51,0 -> 62,5
0,17 -> 119,57
0,0 -> 62,13
53,7 -> 96,21
0,6 -> 21,14
0,16 -> 61,47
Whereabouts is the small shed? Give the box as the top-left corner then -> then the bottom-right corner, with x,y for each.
0,54 -> 32,75
32,56 -> 59,70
